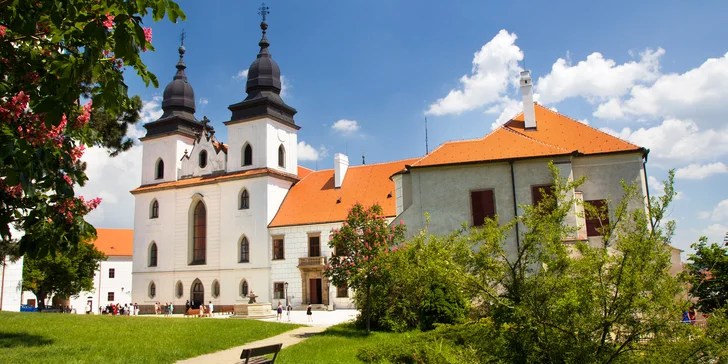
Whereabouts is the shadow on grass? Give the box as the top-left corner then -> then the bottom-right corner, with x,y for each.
0,332 -> 53,348
319,323 -> 375,339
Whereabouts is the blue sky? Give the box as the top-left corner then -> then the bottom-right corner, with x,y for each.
80,0 -> 728,256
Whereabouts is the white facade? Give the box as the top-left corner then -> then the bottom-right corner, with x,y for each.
1,256 -> 24,312
70,257 -> 133,313
225,117 -> 299,176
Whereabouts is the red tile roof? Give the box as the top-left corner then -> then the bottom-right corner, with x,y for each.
413,104 -> 643,168
93,228 -> 133,257
269,158 -> 420,228
297,165 -> 314,179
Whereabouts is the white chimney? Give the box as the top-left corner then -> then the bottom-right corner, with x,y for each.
334,153 -> 349,188
520,70 -> 536,129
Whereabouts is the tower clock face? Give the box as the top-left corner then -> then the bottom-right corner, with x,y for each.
277,129 -> 287,142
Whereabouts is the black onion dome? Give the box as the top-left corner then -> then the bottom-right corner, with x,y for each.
162,46 -> 196,116
244,21 -> 283,103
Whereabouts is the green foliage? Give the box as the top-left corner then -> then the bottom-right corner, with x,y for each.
0,0 -> 184,257
89,94 -> 143,157
324,203 -> 407,332
685,236 -> 728,313
22,240 -> 106,310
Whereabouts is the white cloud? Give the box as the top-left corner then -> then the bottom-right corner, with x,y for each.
702,224 -> 728,245
537,49 -> 663,104
485,97 -> 522,130
675,162 -> 728,180
234,69 -> 249,80
592,52 -> 728,129
331,119 -> 360,135
426,30 -> 523,116
601,119 -> 728,166
706,199 -> 728,222
139,96 -> 163,124
199,98 -> 208,106
647,175 -> 683,200
297,141 -> 328,161
593,98 -> 625,119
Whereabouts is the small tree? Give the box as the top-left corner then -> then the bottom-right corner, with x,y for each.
685,235 -> 728,313
324,203 -> 406,333
22,239 -> 106,311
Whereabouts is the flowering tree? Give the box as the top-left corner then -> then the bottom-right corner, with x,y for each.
0,0 -> 184,257
324,203 -> 406,333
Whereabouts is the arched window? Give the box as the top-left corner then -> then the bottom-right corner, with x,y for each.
149,282 -> 156,298
149,243 -> 158,267
240,280 -> 249,297
156,159 -> 164,179
176,281 -> 183,298
239,189 -> 249,210
278,144 -> 285,168
239,236 -> 250,263
243,144 -> 253,166
212,280 -> 220,298
191,201 -> 207,264
199,150 -> 208,168
191,279 -> 204,307
150,200 -> 159,219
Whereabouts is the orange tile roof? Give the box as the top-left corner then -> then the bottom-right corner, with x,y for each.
297,165 -> 314,179
269,158 -> 421,228
413,104 -> 643,168
130,168 -> 299,194
92,228 -> 133,257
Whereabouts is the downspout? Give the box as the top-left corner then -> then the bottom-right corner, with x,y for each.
509,161 -> 520,251
642,149 -> 654,230
97,265 -> 102,313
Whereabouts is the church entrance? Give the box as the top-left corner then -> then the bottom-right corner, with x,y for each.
309,279 -> 322,304
191,279 -> 204,308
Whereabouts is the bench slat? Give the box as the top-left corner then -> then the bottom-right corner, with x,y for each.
240,343 -> 282,363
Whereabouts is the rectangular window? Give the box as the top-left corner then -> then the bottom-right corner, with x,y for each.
107,292 -> 114,302
585,199 -> 609,237
531,184 -> 554,206
471,190 -> 496,227
273,237 -> 285,260
274,282 -> 285,299
337,283 -> 349,298
108,268 -> 115,279
309,235 -> 321,257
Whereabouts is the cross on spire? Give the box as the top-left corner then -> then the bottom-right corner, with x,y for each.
258,3 -> 269,22
179,29 -> 186,47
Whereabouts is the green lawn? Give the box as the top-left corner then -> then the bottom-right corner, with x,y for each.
276,323 -> 408,364
0,311 -> 301,363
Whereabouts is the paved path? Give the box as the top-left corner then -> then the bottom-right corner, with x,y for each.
176,310 -> 358,364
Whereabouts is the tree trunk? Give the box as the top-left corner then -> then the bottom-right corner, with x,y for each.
366,283 -> 371,334
35,290 -> 47,312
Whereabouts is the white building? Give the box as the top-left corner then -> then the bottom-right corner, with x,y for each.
21,228 -> 133,313
1,256 -> 24,312
131,20 -> 680,312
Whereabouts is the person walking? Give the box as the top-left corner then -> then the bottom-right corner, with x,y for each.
209,301 -> 214,316
286,301 -> 292,322
185,300 -> 190,314
306,304 -> 313,322
276,302 -> 283,321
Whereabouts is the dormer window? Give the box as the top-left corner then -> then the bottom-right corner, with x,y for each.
156,159 -> 164,179
278,145 -> 285,168
199,150 -> 208,168
243,144 -> 253,166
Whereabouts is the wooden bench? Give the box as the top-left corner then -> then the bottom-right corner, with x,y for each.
183,309 -> 210,318
239,343 -> 282,364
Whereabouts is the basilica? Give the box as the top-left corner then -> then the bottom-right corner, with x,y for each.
131,18 -> 682,311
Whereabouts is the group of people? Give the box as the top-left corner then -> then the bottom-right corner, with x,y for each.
682,307 -> 699,324
100,303 -> 139,315
184,300 -> 214,316
154,302 -> 174,316
276,302 -> 313,322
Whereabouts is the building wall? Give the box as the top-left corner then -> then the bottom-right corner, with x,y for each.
225,118 -> 299,176
399,153 -> 647,248
269,222 -> 356,309
1,256 -> 24,312
140,135 -> 194,185
69,257 -> 133,313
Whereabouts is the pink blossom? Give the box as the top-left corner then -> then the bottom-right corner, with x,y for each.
0,26 -> 6,37
7,184 -> 22,198
75,100 -> 92,127
399,220 -> 404,225
143,27 -> 152,43
70,144 -> 85,162
103,14 -> 115,30
80,196 -> 102,210
62,174 -> 72,185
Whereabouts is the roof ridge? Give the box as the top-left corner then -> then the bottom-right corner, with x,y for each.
500,124 -> 570,152
95,228 -> 134,231
537,105 -> 643,150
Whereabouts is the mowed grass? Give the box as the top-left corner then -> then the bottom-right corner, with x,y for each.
0,311 -> 301,363
276,323 -> 405,364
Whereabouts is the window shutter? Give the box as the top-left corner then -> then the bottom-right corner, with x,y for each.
483,190 -> 495,219
471,191 -> 485,226
585,199 -> 609,237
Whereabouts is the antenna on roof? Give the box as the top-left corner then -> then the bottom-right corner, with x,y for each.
362,153 -> 365,165
425,117 -> 429,154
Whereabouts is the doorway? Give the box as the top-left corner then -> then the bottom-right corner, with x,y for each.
191,279 -> 204,308
309,278 -> 322,304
